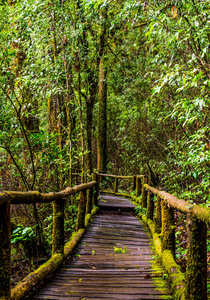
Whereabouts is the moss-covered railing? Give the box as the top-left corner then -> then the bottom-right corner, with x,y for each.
0,173 -> 99,300
99,173 -> 209,299
132,177 -> 210,300
98,173 -> 145,195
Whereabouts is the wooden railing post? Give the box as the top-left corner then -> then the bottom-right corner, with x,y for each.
86,188 -> 93,215
141,176 -> 148,208
132,175 -> 136,192
114,177 -> 118,194
146,191 -> 154,220
154,195 -> 162,234
136,176 -> 142,198
52,199 -> 65,255
186,214 -> 207,300
92,173 -> 99,206
76,190 -> 87,231
0,201 -> 11,299
161,200 -> 175,258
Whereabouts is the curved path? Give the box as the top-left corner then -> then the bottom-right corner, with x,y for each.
33,195 -> 173,300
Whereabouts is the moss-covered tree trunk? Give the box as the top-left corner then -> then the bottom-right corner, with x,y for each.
97,58 -> 107,173
57,93 -> 68,189
97,6 -> 108,174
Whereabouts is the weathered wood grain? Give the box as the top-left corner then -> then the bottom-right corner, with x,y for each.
32,196 -> 173,300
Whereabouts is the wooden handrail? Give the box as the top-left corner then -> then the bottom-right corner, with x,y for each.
98,173 -> 143,194
144,183 -> 210,224
0,173 -> 99,300
98,173 -> 133,179
0,172 -> 209,300
139,180 -> 210,300
0,181 -> 96,206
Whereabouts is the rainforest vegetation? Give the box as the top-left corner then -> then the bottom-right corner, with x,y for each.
0,0 -> 209,287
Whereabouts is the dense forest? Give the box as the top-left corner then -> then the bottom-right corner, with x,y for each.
0,0 -> 209,287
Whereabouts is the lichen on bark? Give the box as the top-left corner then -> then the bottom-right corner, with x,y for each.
161,200 -> 175,258
185,213 -> 207,300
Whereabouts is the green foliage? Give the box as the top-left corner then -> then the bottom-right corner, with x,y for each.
11,225 -> 36,244
11,225 -> 37,259
113,246 -> 128,254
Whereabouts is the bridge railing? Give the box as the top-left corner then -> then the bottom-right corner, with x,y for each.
98,173 -> 144,194
141,180 -> 209,300
0,173 -> 99,300
97,173 -> 209,300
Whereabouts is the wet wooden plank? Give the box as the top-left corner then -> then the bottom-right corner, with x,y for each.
32,195 -> 173,300
98,195 -> 136,211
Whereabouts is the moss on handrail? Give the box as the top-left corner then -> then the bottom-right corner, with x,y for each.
11,206 -> 99,300
144,184 -> 210,224
98,173 -> 137,179
0,181 -> 97,206
138,212 -> 185,300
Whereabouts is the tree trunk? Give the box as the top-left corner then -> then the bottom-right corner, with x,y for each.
97,7 -> 108,173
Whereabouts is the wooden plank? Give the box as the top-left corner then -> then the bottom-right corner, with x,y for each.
32,195 -> 172,300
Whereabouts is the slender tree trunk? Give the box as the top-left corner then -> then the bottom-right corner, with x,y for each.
97,7 -> 108,173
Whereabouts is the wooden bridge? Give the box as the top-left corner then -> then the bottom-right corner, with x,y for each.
0,173 -> 209,300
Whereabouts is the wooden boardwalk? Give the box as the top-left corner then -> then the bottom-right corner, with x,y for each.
33,195 -> 172,300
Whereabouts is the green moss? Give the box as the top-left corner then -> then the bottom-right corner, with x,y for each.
150,258 -> 174,299
76,190 -> 87,231
185,214 -> 207,300
147,192 -> 154,220
137,212 -> 185,300
161,200 -> 175,257
161,250 -> 185,300
154,196 -> 162,234
141,188 -> 147,208
11,253 -> 63,300
192,205 -> 210,226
